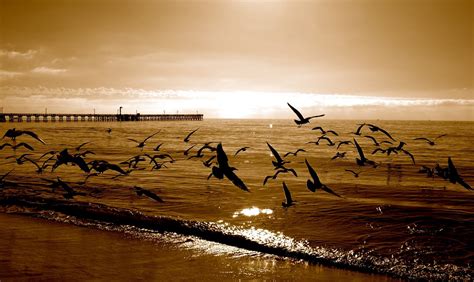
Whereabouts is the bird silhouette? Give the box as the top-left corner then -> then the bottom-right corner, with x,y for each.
287,103 -> 325,126
267,142 -> 290,169
345,169 -> 362,178
75,141 -> 92,151
354,138 -> 377,167
132,186 -> 164,202
305,159 -> 341,197
184,128 -> 199,143
202,155 -> 216,167
0,142 -> 34,151
41,177 -> 86,199
234,146 -> 250,156
366,124 -> 396,141
263,167 -> 297,185
153,143 -> 164,151
2,128 -> 46,144
312,126 -> 338,136
447,157 -> 472,190
331,152 -> 346,160
52,149 -> 90,173
128,130 -> 160,150
364,135 -> 380,146
283,148 -> 306,158
337,140 -> 353,149
281,182 -> 294,207
209,143 -> 249,192
89,160 -> 127,175
351,123 -> 366,136
414,134 -> 447,146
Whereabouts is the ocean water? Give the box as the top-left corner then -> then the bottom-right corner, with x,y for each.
0,119 -> 473,280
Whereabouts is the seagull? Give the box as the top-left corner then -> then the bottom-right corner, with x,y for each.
75,141 -> 92,151
6,154 -> 34,165
316,136 -> 335,146
345,169 -> 362,178
121,155 -> 147,168
128,130 -> 160,150
0,142 -> 34,151
202,155 -> 216,167
89,160 -> 127,175
364,135 -> 380,146
312,126 -> 338,136
305,159 -> 341,197
447,157 -> 472,190
52,149 -> 90,173
234,146 -> 250,156
283,148 -> 306,158
209,143 -> 249,192
184,128 -> 199,143
2,128 -> 46,144
354,138 -> 377,167
132,186 -> 164,202
287,103 -> 325,126
331,152 -> 346,160
337,140 -> 353,149
106,128 -> 112,134
414,134 -> 447,146
366,124 -> 396,141
23,157 -> 51,174
263,167 -> 297,185
351,123 -> 367,136
183,144 -> 196,156
153,143 -> 164,151
41,177 -> 86,199
267,142 -> 290,169
281,182 -> 294,207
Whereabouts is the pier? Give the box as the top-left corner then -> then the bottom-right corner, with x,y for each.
0,113 -> 203,122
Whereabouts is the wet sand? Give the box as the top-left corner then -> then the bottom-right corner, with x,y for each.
0,213 -> 398,281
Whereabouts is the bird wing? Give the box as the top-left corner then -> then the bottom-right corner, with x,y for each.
353,138 -> 366,160
306,114 -> 325,120
414,137 -> 430,142
364,135 -> 377,143
184,128 -> 199,142
143,130 -> 161,143
143,190 -> 164,202
216,143 -> 229,168
447,157 -> 459,182
456,177 -> 473,191
327,130 -> 338,136
377,127 -> 395,141
305,159 -> 322,186
224,170 -> 249,192
287,103 -> 305,121
76,141 -> 92,150
0,169 -> 14,181
2,129 -> 14,139
354,123 -> 366,135
401,149 -> 416,165
107,163 -> 128,175
0,143 -> 12,150
267,142 -> 283,163
345,169 -> 356,175
282,182 -> 293,204
72,156 -> 91,173
321,185 -> 342,198
435,134 -> 447,140
127,138 -> 140,143
22,130 -> 46,144
23,157 -> 41,169
312,126 -> 323,132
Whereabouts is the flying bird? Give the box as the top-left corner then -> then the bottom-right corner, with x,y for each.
366,124 -> 396,141
283,148 -> 306,158
345,169 -> 362,178
0,142 -> 34,151
263,167 -> 297,185
447,157 -> 472,190
414,134 -> 447,146
312,126 -> 338,136
281,182 -> 294,207
75,141 -> 92,151
234,146 -> 250,156
305,159 -> 341,197
354,138 -> 377,167
153,143 -> 164,151
183,144 -> 196,156
132,186 -> 164,202
2,128 -> 46,144
202,155 -> 216,167
287,103 -> 325,126
41,177 -> 86,199
52,149 -> 90,173
184,128 -> 199,143
337,140 -> 353,149
267,142 -> 290,169
128,130 -> 161,150
209,143 -> 249,192
331,152 -> 346,160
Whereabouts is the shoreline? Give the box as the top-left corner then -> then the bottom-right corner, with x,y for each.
0,213 -> 397,281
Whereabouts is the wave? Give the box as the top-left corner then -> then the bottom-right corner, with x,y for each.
0,195 -> 471,280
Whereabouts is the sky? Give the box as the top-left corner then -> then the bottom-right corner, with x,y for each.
0,0 -> 472,120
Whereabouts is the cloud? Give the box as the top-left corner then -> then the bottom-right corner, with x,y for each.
31,66 -> 67,74
0,49 -> 37,60
0,69 -> 23,79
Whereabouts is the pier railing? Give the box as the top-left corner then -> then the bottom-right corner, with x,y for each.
0,113 -> 203,122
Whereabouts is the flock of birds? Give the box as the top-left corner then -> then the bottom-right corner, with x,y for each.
0,103 -> 472,207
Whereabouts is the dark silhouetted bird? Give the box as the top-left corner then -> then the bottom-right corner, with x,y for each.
234,146 -> 250,156
345,169 -> 362,178
209,143 -> 249,191
132,186 -> 164,202
414,134 -> 447,146
184,128 -> 199,143
354,138 -> 377,167
2,128 -> 45,144
312,126 -> 338,136
366,124 -> 396,141
128,130 -> 160,150
281,182 -> 294,207
305,159 -> 341,197
287,103 -> 325,126
447,157 -> 472,190
267,142 -> 290,169
284,148 -> 306,158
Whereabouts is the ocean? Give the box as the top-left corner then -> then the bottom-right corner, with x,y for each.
0,119 -> 473,280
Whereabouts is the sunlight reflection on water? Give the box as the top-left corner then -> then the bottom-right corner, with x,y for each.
233,207 -> 273,218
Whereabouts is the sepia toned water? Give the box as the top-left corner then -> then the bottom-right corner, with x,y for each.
0,119 -> 473,280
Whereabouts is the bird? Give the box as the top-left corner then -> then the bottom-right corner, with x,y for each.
75,141 -> 92,151
312,126 -> 338,136
128,130 -> 160,150
2,128 -> 46,144
183,145 -> 195,156
316,136 -> 335,146
6,154 -> 34,165
364,135 -> 380,146
121,155 -> 147,168
305,159 -> 341,197
287,103 -> 325,126
447,157 -> 472,190
281,182 -> 294,207
400,149 -> 415,165
76,173 -> 100,185
132,186 -> 164,202
41,177 -> 86,199
106,128 -> 112,134
418,166 -> 434,178
52,149 -> 90,173
414,134 -> 447,146
234,146 -> 250,156
184,128 -> 199,143
263,167 -> 297,185
366,124 -> 396,141
153,143 -> 164,151
89,160 -> 127,175
267,142 -> 290,169
337,140 -> 353,149
345,169 -> 362,178
23,157 -> 51,174
0,142 -> 34,151
354,138 -> 377,167
351,123 -> 366,136
209,143 -> 249,192
331,152 -> 346,160
202,155 -> 216,167
283,148 -> 306,158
